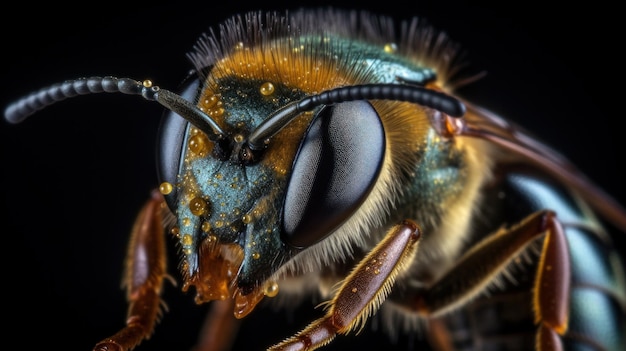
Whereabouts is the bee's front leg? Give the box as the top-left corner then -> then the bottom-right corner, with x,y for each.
93,190 -> 169,351
268,220 -> 422,351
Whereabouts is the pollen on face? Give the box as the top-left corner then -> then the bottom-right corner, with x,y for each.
259,82 -> 275,96
159,182 -> 173,195
383,43 -> 398,53
188,133 -> 210,157
201,221 -> 212,232
264,281 -> 279,297
170,226 -> 180,237
189,197 -> 209,216
242,214 -> 253,224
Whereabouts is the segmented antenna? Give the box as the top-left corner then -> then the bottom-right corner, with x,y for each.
247,83 -> 466,150
4,76 -> 225,141
5,78 -> 465,152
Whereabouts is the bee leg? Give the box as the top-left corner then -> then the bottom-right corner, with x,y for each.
192,299 -> 242,351
93,190 -> 169,351
405,210 -> 569,351
268,220 -> 421,351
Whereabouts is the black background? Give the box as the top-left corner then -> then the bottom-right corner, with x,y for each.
1,1 -> 624,350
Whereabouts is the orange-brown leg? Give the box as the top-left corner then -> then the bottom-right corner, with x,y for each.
396,210 -> 570,351
268,220 -> 422,351
93,190 -> 169,351
192,299 -> 242,351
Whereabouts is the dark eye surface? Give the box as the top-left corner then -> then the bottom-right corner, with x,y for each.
156,77 -> 201,211
282,100 -> 385,248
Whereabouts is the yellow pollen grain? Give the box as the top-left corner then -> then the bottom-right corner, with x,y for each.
260,82 -> 275,96
242,214 -> 253,224
264,282 -> 279,297
252,252 -> 260,259
201,222 -> 211,232
383,43 -> 398,53
159,182 -> 173,195
182,234 -> 193,246
214,220 -> 224,228
189,197 -> 209,216
352,287 -> 357,293
188,133 -> 210,157
182,217 -> 191,226
170,227 -> 180,237
142,80 -> 153,88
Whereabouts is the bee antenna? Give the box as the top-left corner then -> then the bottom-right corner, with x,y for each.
4,76 -> 225,141
247,83 -> 465,150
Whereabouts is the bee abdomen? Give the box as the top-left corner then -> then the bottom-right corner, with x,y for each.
436,170 -> 626,350
564,225 -> 626,350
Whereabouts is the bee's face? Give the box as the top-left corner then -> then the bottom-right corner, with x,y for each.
160,75 -> 312,305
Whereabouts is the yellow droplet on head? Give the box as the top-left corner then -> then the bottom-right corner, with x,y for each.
242,214 -> 253,224
189,197 -> 209,216
188,133 -> 210,157
264,281 -> 279,297
259,82 -> 275,96
170,227 -> 180,237
159,182 -> 173,195
234,134 -> 244,143
383,43 -> 397,53
201,221 -> 212,232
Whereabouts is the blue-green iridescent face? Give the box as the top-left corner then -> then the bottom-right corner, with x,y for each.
170,77 -> 311,298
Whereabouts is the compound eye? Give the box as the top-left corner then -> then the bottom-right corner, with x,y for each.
156,76 -> 201,212
282,101 -> 385,248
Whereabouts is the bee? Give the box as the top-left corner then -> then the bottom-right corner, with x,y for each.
4,7 -> 625,351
